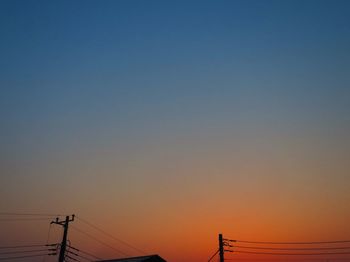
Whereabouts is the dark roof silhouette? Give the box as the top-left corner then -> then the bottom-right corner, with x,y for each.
96,255 -> 166,262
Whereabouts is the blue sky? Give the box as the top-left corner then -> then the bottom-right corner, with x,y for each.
2,0 -> 349,147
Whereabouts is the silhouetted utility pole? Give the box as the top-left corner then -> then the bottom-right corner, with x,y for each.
51,215 -> 75,262
219,233 -> 224,262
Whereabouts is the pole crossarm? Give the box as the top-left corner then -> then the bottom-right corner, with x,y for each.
51,215 -> 75,226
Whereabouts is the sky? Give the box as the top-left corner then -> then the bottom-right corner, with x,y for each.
1,0 -> 350,261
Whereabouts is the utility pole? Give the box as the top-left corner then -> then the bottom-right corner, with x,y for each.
51,215 -> 75,262
219,233 -> 224,262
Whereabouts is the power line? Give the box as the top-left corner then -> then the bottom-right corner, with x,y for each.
71,225 -> 129,257
66,250 -> 94,262
208,249 -> 219,262
0,212 -> 65,217
76,254 -> 94,262
233,239 -> 350,245
225,257 -> 328,262
0,249 -> 52,255
0,253 -> 50,260
77,249 -> 101,260
65,254 -> 82,262
66,248 -> 79,257
219,235 -> 350,261
224,258 -> 332,261
233,245 -> 350,251
76,216 -> 146,255
67,245 -> 102,260
0,244 -> 49,249
67,247 -> 98,261
0,218 -> 52,222
232,250 -> 350,256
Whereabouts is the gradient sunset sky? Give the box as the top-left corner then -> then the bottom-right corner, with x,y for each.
1,1 -> 350,261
